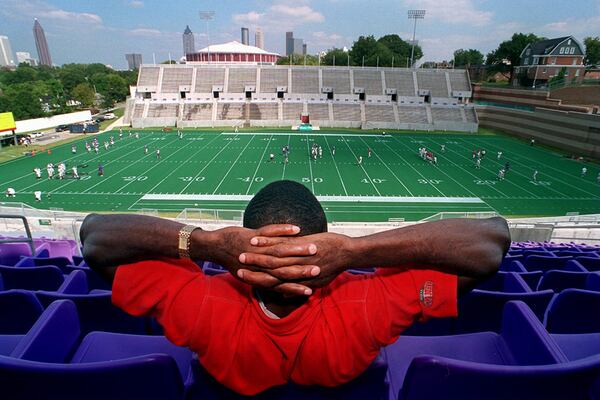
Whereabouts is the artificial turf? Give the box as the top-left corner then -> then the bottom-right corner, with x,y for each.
1,128 -> 598,222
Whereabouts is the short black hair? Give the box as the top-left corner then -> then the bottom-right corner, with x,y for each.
244,180 -> 327,235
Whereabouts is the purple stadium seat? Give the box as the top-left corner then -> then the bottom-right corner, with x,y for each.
34,240 -> 75,262
545,289 -> 600,334
587,272 -> 600,291
15,256 -> 75,273
386,301 -> 593,400
63,265 -> 112,291
537,271 -> 591,292
523,255 -> 575,273
0,243 -> 33,266
0,299 -> 189,399
35,291 -> 149,335
0,265 -> 64,291
0,290 -> 44,334
457,288 -> 555,333
476,272 -> 530,293
499,255 -> 524,271
500,260 -> 527,272
551,333 -> 600,361
575,256 -> 600,272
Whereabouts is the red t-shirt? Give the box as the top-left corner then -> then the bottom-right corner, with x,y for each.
112,259 -> 457,395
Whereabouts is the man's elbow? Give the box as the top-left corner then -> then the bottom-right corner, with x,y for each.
80,213 -> 100,245
480,217 -> 511,277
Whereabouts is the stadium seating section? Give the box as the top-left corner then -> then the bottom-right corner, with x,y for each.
127,65 -> 477,132
1,235 -> 599,399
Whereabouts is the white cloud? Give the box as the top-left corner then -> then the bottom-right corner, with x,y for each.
270,5 -> 324,23
0,0 -> 103,26
232,11 -> 265,25
310,31 -> 346,50
230,1 -> 324,32
402,0 -> 492,26
129,28 -> 163,37
129,0 -> 144,8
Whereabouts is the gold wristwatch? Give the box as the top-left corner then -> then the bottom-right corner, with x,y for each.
178,224 -> 200,259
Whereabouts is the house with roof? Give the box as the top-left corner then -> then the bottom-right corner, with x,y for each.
514,36 -> 586,87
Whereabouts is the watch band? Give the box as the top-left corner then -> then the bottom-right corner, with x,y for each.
178,224 -> 200,259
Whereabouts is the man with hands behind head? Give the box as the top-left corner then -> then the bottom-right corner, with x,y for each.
80,180 -> 510,396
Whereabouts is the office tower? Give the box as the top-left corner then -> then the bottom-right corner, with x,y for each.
33,18 -> 52,66
255,28 -> 264,49
285,32 -> 304,56
0,36 -> 15,66
125,53 -> 143,70
183,25 -> 195,56
241,27 -> 249,45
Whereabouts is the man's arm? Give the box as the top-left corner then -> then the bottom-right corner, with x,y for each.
80,213 -> 318,294
239,217 -> 511,291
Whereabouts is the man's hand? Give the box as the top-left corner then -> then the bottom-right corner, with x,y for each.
199,225 -> 321,296
237,232 -> 354,290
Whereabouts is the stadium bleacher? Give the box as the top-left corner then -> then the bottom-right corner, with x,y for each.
1,235 -> 599,399
127,65 -> 476,132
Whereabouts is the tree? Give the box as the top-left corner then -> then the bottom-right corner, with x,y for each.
72,83 -> 96,108
486,33 -> 541,81
584,36 -> 600,66
453,49 -> 484,67
92,74 -> 128,108
321,48 -> 350,66
378,34 -> 421,67
276,54 -> 320,66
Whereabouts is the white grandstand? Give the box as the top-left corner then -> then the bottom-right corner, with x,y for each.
124,65 -> 477,132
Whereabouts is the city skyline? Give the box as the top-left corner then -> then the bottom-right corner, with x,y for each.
0,0 -> 597,69
0,35 -> 15,66
182,25 -> 195,56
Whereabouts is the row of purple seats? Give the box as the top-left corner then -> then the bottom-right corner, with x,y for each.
0,266 -> 87,293
0,238 -> 80,266
384,301 -> 600,400
405,274 -> 600,336
0,299 -> 391,399
0,270 -> 151,336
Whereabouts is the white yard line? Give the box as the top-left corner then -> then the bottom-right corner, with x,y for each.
212,136 -> 256,194
305,135 -> 316,193
358,136 -> 414,196
141,193 -> 485,203
323,136 -> 348,196
467,136 -> 599,198
80,134 -> 181,194
380,137 -> 447,197
340,137 -> 381,196
246,134 -> 273,195
178,135 -> 240,194
114,136 -> 203,193
281,135 -> 292,180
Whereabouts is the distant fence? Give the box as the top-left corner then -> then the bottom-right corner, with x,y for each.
176,208 -> 244,224
14,110 -> 92,134
420,211 -> 498,221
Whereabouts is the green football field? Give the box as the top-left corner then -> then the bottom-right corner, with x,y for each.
1,128 -> 599,222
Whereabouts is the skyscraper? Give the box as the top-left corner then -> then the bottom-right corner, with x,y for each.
125,53 -> 143,70
241,27 -> 249,45
0,36 -> 15,67
285,32 -> 304,56
33,19 -> 52,66
255,28 -> 264,50
183,25 -> 195,56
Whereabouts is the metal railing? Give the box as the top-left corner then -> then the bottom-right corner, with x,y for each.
0,214 -> 36,254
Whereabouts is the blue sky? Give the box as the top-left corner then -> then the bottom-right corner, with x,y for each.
0,0 -> 598,69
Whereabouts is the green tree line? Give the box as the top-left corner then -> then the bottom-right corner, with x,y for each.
278,34 -> 423,68
0,63 -> 137,120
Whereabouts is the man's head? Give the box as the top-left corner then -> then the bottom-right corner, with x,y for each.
244,180 -> 327,236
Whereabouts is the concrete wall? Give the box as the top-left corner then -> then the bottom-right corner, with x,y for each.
477,105 -> 600,159
15,110 -> 92,134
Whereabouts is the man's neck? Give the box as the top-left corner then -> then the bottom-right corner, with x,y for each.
255,289 -> 309,318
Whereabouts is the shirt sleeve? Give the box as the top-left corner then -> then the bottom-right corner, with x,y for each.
112,258 -> 207,347
365,268 -> 457,346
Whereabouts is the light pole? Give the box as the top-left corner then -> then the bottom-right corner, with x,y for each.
199,11 -> 215,63
408,9 -> 425,68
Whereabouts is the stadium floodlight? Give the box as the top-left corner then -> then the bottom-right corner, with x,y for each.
408,9 -> 426,68
199,11 -> 215,63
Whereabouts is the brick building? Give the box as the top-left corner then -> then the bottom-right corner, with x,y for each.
514,36 -> 586,87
